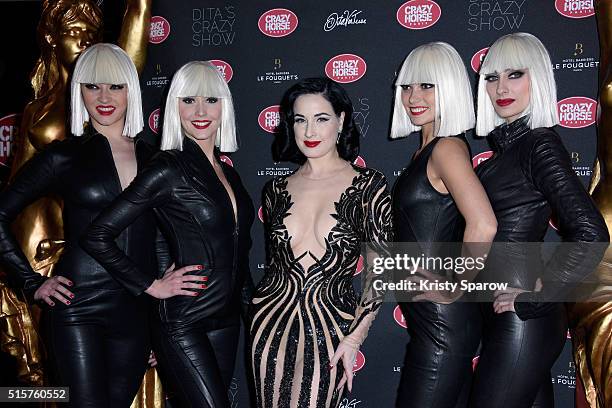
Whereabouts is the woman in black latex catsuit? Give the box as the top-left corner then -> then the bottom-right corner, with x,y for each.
82,61 -> 254,408
470,32 -> 609,407
390,43 -> 497,408
0,44 -> 201,407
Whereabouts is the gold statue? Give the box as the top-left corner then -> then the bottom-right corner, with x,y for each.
569,1 -> 612,407
0,1 -> 163,406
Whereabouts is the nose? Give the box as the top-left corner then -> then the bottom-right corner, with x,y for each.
304,120 -> 315,139
195,99 -> 207,117
99,86 -> 110,103
79,34 -> 92,49
496,76 -> 508,95
408,87 -> 421,104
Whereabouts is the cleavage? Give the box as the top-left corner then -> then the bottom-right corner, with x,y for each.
284,173 -> 355,270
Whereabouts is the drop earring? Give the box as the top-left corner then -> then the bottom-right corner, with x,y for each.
336,130 -> 341,144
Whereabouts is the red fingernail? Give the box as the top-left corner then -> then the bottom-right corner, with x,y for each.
197,265 -> 203,270
66,300 -> 71,305
67,282 -> 73,286
50,302 -> 55,306
69,294 -> 74,298
201,284 -> 207,289
202,277 -> 209,281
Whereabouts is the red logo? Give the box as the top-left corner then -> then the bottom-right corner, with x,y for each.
149,16 -> 171,44
325,54 -> 367,84
258,206 -> 264,223
471,47 -> 489,73
258,105 -> 280,133
396,0 -> 442,30
220,155 -> 233,167
148,108 -> 160,134
0,113 -> 20,168
209,59 -> 233,83
353,155 -> 366,168
353,350 -> 366,372
472,355 -> 480,371
258,9 -> 298,37
354,255 -> 364,276
472,151 -> 493,168
558,97 -> 597,128
393,305 -> 407,328
555,0 -> 595,18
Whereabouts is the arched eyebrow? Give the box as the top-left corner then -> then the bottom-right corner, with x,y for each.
293,112 -> 332,118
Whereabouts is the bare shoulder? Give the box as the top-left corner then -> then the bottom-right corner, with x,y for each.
430,137 -> 472,176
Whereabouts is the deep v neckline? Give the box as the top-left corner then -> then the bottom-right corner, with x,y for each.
279,166 -> 363,273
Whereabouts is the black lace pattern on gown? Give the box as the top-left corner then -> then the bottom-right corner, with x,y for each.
250,165 -> 392,408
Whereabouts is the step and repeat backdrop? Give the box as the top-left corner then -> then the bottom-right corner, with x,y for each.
0,0 -> 600,406
141,1 -> 596,407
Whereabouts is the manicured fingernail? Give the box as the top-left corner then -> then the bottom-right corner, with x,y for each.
202,276 -> 208,281
197,265 -> 204,270
201,284 -> 207,289
67,281 -> 73,286
69,294 -> 74,298
50,302 -> 55,306
66,300 -> 71,305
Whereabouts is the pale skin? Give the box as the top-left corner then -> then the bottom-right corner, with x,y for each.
399,82 -> 497,304
32,83 -> 205,306
484,69 -> 533,314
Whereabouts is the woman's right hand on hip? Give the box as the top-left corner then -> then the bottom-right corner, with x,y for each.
145,264 -> 207,299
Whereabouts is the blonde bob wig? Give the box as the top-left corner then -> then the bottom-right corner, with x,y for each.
161,61 -> 237,152
71,43 -> 143,138
476,32 -> 559,136
391,42 -> 475,139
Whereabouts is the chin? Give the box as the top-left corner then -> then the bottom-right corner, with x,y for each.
187,132 -> 215,142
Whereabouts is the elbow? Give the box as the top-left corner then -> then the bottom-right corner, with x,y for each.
465,218 -> 497,242
78,225 -> 102,256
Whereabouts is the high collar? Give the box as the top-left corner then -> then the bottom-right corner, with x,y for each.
487,116 -> 530,153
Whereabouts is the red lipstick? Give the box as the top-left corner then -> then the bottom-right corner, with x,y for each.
304,140 -> 321,148
96,105 -> 115,116
409,106 -> 428,116
496,99 -> 515,107
192,120 -> 212,130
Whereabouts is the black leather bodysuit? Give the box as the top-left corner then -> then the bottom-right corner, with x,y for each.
82,136 -> 254,407
392,135 -> 481,408
0,126 -> 161,407
471,117 -> 609,408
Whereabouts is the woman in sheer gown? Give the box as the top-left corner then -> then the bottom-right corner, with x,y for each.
250,77 -> 392,408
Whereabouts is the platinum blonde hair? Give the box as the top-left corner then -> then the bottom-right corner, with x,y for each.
476,32 -> 559,136
71,43 -> 143,138
161,61 -> 237,152
391,42 -> 475,139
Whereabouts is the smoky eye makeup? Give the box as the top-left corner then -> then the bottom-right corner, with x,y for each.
508,70 -> 525,79
484,74 -> 499,82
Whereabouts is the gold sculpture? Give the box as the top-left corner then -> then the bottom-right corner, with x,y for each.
0,1 -> 163,406
569,1 -> 612,407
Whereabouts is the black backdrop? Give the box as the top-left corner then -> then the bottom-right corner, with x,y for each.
0,1 -> 602,406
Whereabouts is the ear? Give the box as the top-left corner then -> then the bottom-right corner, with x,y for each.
45,33 -> 55,48
338,111 -> 345,131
